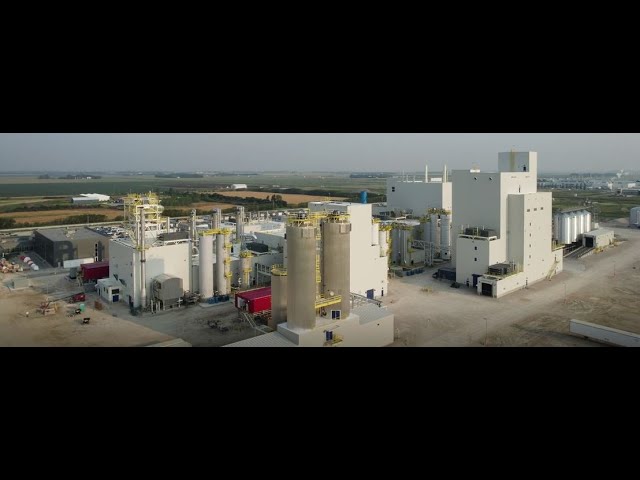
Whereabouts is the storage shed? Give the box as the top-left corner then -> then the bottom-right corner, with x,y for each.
235,287 -> 271,314
582,229 -> 614,248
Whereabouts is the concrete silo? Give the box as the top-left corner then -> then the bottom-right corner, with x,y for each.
322,216 -> 351,319
270,266 -> 287,329
430,213 -> 441,251
440,212 -> 451,259
236,206 -> 245,240
286,224 -> 317,330
199,234 -> 214,299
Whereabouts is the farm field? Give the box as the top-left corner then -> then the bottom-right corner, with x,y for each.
0,208 -> 123,224
214,191 -> 347,204
547,189 -> 640,221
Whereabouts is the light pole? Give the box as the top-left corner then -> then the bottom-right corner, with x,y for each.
483,317 -> 488,347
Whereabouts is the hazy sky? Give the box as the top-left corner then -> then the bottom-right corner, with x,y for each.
0,133 -> 638,173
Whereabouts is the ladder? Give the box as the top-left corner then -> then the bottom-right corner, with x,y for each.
547,257 -> 560,280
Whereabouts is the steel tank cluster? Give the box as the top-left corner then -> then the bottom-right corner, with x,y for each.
630,206 -> 640,228
554,210 -> 592,244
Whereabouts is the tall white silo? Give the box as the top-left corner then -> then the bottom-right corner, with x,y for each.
440,213 -> 451,259
561,213 -> 571,244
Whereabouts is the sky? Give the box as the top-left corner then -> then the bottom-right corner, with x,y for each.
0,133 -> 638,173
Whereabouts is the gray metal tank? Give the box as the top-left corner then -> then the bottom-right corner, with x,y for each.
322,218 -> 351,318
236,206 -> 245,240
215,233 -> 226,294
199,234 -> 214,298
286,224 -> 317,330
270,266 -> 288,329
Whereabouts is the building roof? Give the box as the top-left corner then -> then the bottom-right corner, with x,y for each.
584,228 -> 613,237
35,227 -> 109,242
236,287 -> 271,301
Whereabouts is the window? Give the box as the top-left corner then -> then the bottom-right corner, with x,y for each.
474,257 -> 477,262
474,246 -> 477,250
527,209 -> 530,212
391,187 -> 395,192
534,208 -> 538,211
540,207 -> 544,210
331,310 -> 341,320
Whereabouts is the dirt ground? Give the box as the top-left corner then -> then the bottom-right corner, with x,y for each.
0,208 -> 123,224
215,191 -> 346,204
384,221 -> 640,347
0,272 -> 259,347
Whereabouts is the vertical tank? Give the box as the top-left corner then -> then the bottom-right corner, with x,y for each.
270,267 -> 287,328
371,221 -> 379,246
440,213 -> 451,259
379,229 -> 388,258
360,191 -> 368,204
286,224 -> 317,330
561,213 -> 571,245
223,231 -> 232,294
585,211 -> 592,232
553,213 -> 560,241
236,206 -> 245,240
240,251 -> 252,288
211,210 -> 220,230
322,218 -> 351,318
430,214 -> 441,251
577,211 -> 584,237
199,235 -> 214,298
571,212 -> 578,243
215,233 -> 225,294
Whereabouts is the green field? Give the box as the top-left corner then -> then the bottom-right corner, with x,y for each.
0,174 -> 387,197
547,189 -> 640,221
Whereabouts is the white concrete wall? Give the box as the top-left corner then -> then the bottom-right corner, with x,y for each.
456,237 -> 504,284
386,179 -> 452,215
277,309 -> 394,347
109,240 -> 191,308
498,151 -> 538,178
309,202 -> 388,298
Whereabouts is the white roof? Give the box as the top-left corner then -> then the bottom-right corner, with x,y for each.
224,332 -> 296,347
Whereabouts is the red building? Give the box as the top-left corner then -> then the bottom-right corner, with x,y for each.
80,261 -> 109,282
235,287 -> 271,314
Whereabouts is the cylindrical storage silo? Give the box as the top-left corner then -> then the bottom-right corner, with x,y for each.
553,213 -> 561,241
577,211 -> 584,237
379,229 -> 388,258
585,211 -> 592,232
371,221 -> 379,246
561,213 -> 571,244
223,232 -> 232,294
236,206 -> 245,240
211,210 -> 220,230
430,214 -> 441,251
240,252 -> 252,287
199,235 -> 214,298
440,213 -> 451,259
270,269 -> 287,328
322,219 -> 351,318
286,224 -> 317,330
570,213 -> 578,243
215,233 -> 226,294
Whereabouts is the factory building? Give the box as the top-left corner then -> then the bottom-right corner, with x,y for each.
71,193 -> 111,204
33,227 -> 109,267
225,210 -> 394,347
386,165 -> 452,216
452,152 -> 564,298
582,229 -> 614,248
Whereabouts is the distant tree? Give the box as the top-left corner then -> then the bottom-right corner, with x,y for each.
0,218 -> 16,228
38,174 -> 50,179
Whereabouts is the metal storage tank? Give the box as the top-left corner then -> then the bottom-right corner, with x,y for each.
371,221 -> 379,246
236,206 -> 245,240
430,214 -> 441,250
199,235 -> 214,298
585,211 -> 592,232
240,251 -> 252,287
286,224 -> 317,330
629,206 -> 640,227
553,213 -> 561,241
577,211 -> 585,237
270,266 -> 287,328
561,213 -> 570,245
379,229 -> 389,258
212,208 -> 221,230
215,233 -> 226,294
223,231 -> 232,294
570,212 -> 578,243
322,218 -> 351,318
440,213 -> 451,259
423,220 -> 431,246
152,274 -> 184,306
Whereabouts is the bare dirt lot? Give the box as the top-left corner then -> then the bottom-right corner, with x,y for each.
0,272 -> 260,347
384,222 -> 640,347
0,208 -> 123,224
215,191 -> 346,204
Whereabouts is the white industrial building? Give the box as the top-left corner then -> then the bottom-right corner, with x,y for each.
230,184 -> 248,190
109,238 -> 191,308
308,202 -> 389,299
386,165 -> 452,216
72,193 -> 111,204
582,229 -> 614,248
452,152 -> 564,298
